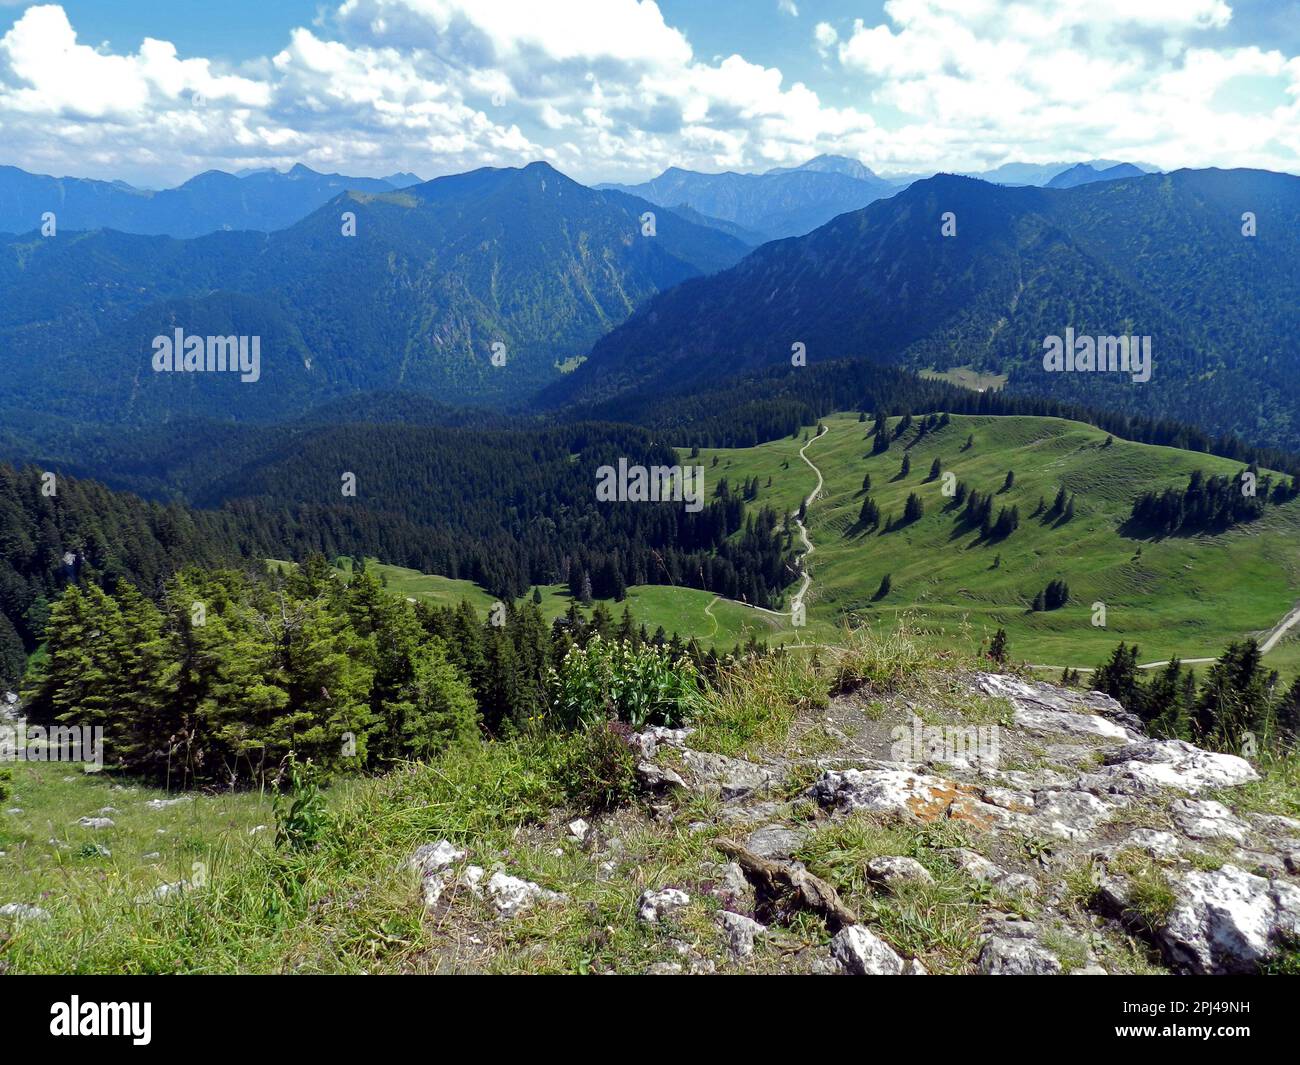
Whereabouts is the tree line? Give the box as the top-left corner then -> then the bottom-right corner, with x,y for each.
20,556 -> 771,786
1129,466 -> 1298,535
1086,639 -> 1299,753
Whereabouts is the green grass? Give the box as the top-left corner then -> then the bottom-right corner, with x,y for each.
290,408 -> 1300,675
0,733 -> 744,974
4,616 -> 1297,975
0,762 -> 276,971
920,366 -> 1009,392
688,412 -> 1300,679
272,559 -> 801,650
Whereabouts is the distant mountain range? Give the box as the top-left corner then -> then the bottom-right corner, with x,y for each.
4,153 -> 1298,450
1045,162 -> 1148,188
0,155 -> 1161,244
952,159 -> 1161,186
0,162 -> 751,422
0,163 -> 422,238
549,167 -> 1300,450
597,155 -> 902,240
597,155 -> 1162,241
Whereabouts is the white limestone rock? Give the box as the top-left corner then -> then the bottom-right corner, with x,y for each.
1156,864 -> 1300,974
716,910 -> 767,957
680,750 -> 777,800
978,936 -> 1063,975
0,902 -> 50,922
865,855 -> 935,890
976,673 -> 1137,740
1086,740 -> 1258,796
1033,790 -> 1114,841
144,797 -> 191,810
487,871 -> 565,918
1171,798 -> 1250,843
831,925 -> 923,975
637,887 -> 690,924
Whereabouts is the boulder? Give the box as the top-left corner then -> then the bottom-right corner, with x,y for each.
708,860 -> 754,911
744,823 -> 808,860
636,761 -> 686,791
831,925 -> 924,975
1156,864 -> 1300,974
976,673 -> 1138,739
680,750 -> 777,800
717,910 -> 767,957
1086,740 -> 1258,796
978,936 -> 1063,975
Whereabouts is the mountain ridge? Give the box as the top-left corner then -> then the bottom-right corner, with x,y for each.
549,167 -> 1300,450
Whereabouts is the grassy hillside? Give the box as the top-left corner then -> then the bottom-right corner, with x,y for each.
270,559 -> 799,649
274,409 -> 1300,673
688,412 -> 1300,674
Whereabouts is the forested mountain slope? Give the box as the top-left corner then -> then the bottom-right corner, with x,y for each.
553,169 -> 1300,450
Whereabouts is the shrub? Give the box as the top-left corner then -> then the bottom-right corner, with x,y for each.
548,636 -> 698,730
273,756 -> 330,853
554,721 -> 640,812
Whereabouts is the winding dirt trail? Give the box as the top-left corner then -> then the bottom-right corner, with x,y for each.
787,425 -> 827,623
693,426 -> 828,637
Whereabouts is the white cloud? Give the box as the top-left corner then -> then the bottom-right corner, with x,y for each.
778,0 -> 799,17
829,0 -> 1299,174
0,0 -> 1296,187
814,21 -> 839,58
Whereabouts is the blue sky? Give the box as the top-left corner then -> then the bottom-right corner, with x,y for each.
2,1 -> 1299,187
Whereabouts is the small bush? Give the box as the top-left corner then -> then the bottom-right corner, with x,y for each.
273,757 -> 330,853
555,721 -> 640,812
549,637 -> 698,730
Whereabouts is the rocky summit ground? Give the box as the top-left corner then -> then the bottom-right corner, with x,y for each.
405,672 -> 1300,975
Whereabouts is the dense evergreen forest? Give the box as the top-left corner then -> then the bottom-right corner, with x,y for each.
0,425 -> 796,688
21,558 -> 757,785
7,356 -> 1300,694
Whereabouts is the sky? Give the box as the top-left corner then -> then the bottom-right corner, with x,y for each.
1,0 -> 1298,187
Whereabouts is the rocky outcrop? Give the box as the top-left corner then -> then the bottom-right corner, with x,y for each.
1116,864 -> 1300,975
1083,740 -> 1258,796
414,672 -> 1296,975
